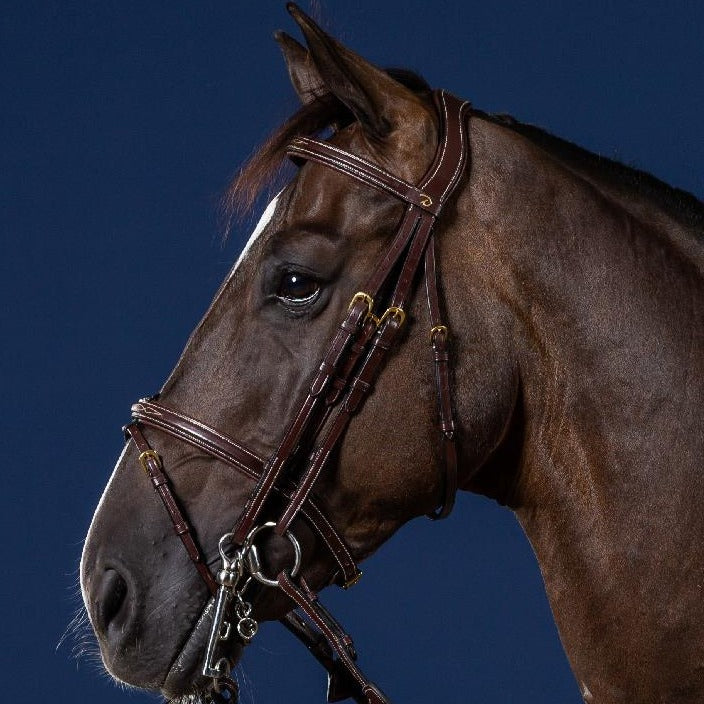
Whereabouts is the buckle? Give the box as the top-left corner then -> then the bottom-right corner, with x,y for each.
138,449 -> 161,475
379,306 -> 406,327
342,570 -> 363,589
430,324 -> 448,343
348,291 -> 376,324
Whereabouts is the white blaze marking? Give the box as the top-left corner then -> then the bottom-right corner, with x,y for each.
228,192 -> 281,279
80,194 -> 283,608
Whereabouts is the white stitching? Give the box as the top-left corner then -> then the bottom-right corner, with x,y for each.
138,414 -> 354,577
439,100 -> 469,202
280,445 -> 332,532
305,505 -> 355,568
140,402 -> 261,461
137,417 -> 260,477
421,91 -> 450,189
291,145 -> 420,205
300,506 -> 355,578
293,137 -> 412,190
280,576 -> 365,688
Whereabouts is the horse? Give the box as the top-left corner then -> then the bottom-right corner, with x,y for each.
79,4 -> 704,703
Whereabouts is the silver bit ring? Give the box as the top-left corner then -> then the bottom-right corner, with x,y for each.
242,521 -> 302,587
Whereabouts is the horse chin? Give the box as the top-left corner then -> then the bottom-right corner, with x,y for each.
161,598 -> 244,700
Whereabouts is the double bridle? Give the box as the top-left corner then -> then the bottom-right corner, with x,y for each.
124,90 -> 470,703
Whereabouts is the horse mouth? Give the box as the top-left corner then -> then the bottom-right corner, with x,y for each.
162,597 -> 244,700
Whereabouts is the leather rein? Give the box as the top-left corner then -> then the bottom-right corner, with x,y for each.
124,90 -> 470,704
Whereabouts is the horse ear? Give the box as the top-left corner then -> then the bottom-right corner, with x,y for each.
286,3 -> 426,139
275,30 -> 326,105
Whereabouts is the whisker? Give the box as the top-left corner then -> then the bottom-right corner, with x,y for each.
237,662 -> 256,704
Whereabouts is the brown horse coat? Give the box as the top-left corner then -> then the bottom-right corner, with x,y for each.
80,6 -> 704,702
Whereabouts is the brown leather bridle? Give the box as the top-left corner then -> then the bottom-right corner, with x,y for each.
124,90 -> 470,704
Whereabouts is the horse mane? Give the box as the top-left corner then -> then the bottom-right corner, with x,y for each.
222,69 -> 703,234
483,112 -> 704,232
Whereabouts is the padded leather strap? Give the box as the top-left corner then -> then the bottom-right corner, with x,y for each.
278,572 -> 391,704
130,400 -> 361,587
288,137 -> 441,215
132,400 -> 264,476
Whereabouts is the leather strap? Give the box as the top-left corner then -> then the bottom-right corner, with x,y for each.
274,92 -> 470,533
288,137 -> 441,215
130,399 -> 361,588
232,296 -> 371,545
131,400 -> 263,476
424,239 -> 458,519
280,611 -> 360,703
278,572 -> 391,704
233,208 -> 420,542
276,312 -> 405,533
125,423 -> 218,595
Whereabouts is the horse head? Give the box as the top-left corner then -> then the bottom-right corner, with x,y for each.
80,6 -> 519,700
80,5 -> 704,704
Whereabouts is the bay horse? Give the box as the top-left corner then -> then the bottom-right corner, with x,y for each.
80,4 -> 704,703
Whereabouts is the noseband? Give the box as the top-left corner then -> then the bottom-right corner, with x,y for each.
124,90 -> 470,703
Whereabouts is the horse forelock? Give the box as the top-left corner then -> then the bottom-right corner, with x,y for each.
220,68 -> 432,237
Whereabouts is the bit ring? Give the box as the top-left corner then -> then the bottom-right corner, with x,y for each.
243,522 -> 302,587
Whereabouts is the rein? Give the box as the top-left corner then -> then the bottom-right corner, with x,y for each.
124,90 -> 470,703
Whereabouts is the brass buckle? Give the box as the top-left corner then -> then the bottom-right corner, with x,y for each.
348,291 -> 373,312
379,306 -> 406,328
430,324 -> 449,343
348,291 -> 375,324
419,193 -> 433,208
343,570 -> 363,590
138,449 -> 161,475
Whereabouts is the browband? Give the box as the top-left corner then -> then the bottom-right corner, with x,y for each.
288,137 -> 441,215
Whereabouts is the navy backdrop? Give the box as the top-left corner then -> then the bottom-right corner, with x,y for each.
2,1 -> 702,702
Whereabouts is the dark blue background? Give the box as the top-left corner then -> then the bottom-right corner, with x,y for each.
2,1 -> 701,702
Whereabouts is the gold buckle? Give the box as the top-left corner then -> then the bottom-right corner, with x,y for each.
348,291 -> 374,317
343,570 -> 363,589
419,193 -> 433,207
348,291 -> 379,326
379,306 -> 406,327
138,449 -> 161,475
430,324 -> 448,343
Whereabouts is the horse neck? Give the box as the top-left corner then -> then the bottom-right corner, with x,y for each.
453,117 -> 704,699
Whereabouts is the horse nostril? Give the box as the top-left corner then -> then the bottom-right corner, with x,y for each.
95,568 -> 128,633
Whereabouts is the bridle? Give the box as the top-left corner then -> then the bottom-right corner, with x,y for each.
124,90 -> 470,703
126,89 -> 469,703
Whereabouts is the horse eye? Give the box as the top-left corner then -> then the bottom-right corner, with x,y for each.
276,271 -> 321,305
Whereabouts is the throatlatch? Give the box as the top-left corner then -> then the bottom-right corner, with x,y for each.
125,89 -> 470,703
